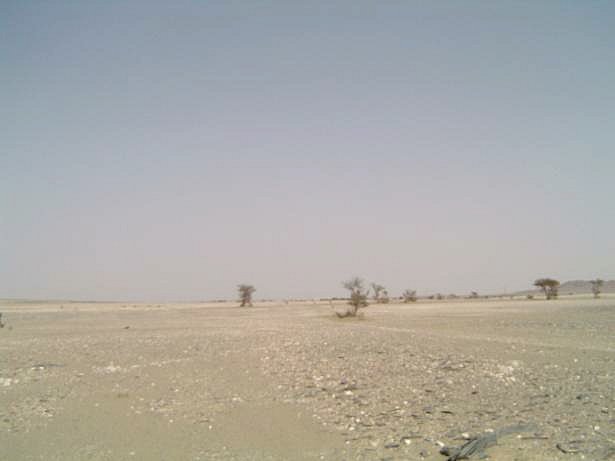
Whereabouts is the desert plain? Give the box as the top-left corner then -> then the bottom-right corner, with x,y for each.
0,297 -> 613,460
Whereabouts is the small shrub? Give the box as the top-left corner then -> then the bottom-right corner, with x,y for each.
371,283 -> 385,303
402,289 -> 417,303
338,277 -> 369,317
590,279 -> 603,299
237,284 -> 256,307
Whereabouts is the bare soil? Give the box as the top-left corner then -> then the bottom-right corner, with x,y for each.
1,297 -> 614,460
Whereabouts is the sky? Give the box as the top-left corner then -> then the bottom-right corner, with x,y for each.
2,1 -> 615,301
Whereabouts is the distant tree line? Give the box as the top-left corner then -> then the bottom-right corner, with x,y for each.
234,275 -> 608,315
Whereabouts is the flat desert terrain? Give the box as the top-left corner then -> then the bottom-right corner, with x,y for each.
1,297 -> 613,460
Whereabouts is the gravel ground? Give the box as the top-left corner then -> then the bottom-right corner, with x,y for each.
0,297 -> 613,460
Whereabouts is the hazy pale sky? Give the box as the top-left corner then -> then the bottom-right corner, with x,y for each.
2,1 -> 614,301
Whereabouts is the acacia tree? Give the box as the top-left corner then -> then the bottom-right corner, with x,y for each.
534,278 -> 560,300
402,289 -> 417,303
371,283 -> 385,303
338,277 -> 369,317
237,284 -> 256,307
590,279 -> 604,299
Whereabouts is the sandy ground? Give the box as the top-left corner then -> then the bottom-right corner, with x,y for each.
1,297 -> 614,460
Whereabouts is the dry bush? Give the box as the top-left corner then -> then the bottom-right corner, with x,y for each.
371,283 -> 384,303
590,279 -> 603,299
338,277 -> 369,317
237,284 -> 256,307
371,283 -> 390,304
402,289 -> 417,303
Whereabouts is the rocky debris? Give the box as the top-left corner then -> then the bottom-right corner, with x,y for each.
440,424 -> 535,460
1,377 -> 17,387
31,363 -> 64,370
255,304 -> 615,459
556,442 -> 580,454
94,363 -> 123,374
1,299 -> 614,459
